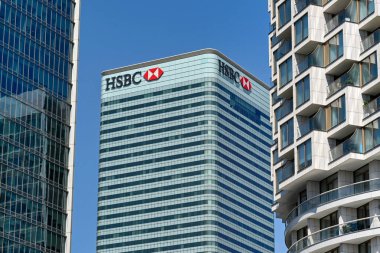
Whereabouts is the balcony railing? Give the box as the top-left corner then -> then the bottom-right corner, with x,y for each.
329,117 -> 380,162
285,178 -> 380,227
276,161 -> 295,191
275,40 -> 292,61
288,215 -> 379,253
327,63 -> 360,96
297,108 -> 326,138
294,0 -> 323,15
364,96 -> 380,118
275,99 -> 293,121
329,129 -> 363,162
325,12 -> 345,34
361,29 -> 380,53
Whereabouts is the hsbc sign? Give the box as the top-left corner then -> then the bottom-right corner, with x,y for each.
105,67 -> 164,91
218,60 -> 252,91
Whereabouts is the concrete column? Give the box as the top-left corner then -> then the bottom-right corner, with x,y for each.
339,207 -> 357,223
306,181 -> 319,198
339,243 -> 357,253
369,160 -> 380,179
370,200 -> 380,228
307,218 -> 320,244
338,170 -> 354,187
291,230 -> 297,245
371,237 -> 380,253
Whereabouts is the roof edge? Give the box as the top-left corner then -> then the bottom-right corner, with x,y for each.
101,48 -> 269,90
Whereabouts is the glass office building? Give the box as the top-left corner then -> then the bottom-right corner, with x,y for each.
0,1 -> 80,253
97,49 -> 274,253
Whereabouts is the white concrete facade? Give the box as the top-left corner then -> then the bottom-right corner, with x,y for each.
269,0 -> 380,252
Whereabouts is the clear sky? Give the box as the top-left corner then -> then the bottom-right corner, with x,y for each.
72,0 -> 286,252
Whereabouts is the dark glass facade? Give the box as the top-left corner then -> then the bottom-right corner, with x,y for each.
0,1 -> 79,252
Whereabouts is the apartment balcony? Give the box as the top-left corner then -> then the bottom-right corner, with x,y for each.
276,160 -> 295,193
285,178 -> 380,230
361,29 -> 380,54
297,108 -> 326,139
329,118 -> 380,171
288,215 -> 380,253
325,11 -> 346,35
294,0 -> 324,16
358,0 -> 379,32
363,95 -> 380,119
323,0 -> 351,14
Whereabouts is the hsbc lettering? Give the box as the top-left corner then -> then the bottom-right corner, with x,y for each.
218,60 -> 240,84
105,72 -> 142,91
105,67 -> 164,91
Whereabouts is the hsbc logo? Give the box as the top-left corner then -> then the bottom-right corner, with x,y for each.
105,67 -> 164,91
144,67 -> 164,81
218,60 -> 252,91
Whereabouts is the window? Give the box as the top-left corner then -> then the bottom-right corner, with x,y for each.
327,96 -> 346,129
278,0 -> 291,28
297,226 -> 308,249
326,248 -> 339,253
354,166 -> 369,183
296,75 -> 310,107
327,32 -> 343,64
359,240 -> 371,253
320,211 -> 338,240
295,14 -> 308,45
280,119 -> 294,149
359,0 -> 375,21
362,53 -> 377,85
279,57 -> 292,86
298,139 -> 312,171
299,189 -> 307,204
320,173 -> 338,193
273,149 -> 279,165
357,203 -> 370,230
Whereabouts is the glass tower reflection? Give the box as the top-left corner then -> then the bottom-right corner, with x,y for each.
0,1 -> 80,252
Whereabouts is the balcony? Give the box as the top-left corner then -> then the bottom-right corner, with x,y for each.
329,118 -> 380,162
297,108 -> 326,138
329,129 -> 362,162
294,0 -> 323,15
275,40 -> 292,61
295,45 -> 324,76
276,99 -> 293,121
361,29 -> 380,53
285,178 -> 380,227
276,160 -> 295,191
325,12 -> 345,34
364,96 -> 380,118
327,63 -> 360,96
288,215 -> 379,253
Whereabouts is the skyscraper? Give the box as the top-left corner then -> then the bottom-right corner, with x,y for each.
97,49 -> 274,253
269,0 -> 380,252
0,1 -> 80,252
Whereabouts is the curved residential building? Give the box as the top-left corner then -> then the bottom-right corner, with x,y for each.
97,49 -> 274,253
269,0 -> 380,252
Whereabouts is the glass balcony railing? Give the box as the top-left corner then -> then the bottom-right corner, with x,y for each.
275,99 -> 293,121
285,178 -> 380,227
329,129 -> 363,162
361,29 -> 380,53
288,215 -> 379,253
275,40 -> 292,61
364,96 -> 380,118
329,117 -> 380,162
327,63 -> 360,96
297,108 -> 326,138
325,12 -> 345,34
271,33 -> 281,48
276,161 -> 295,191
294,0 -> 323,15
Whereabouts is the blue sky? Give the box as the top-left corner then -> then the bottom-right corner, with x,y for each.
72,1 -> 286,252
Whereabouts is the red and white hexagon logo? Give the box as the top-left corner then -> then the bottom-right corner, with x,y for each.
240,76 -> 252,91
143,67 -> 164,81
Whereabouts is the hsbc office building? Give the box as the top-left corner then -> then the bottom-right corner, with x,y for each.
96,49 -> 274,252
